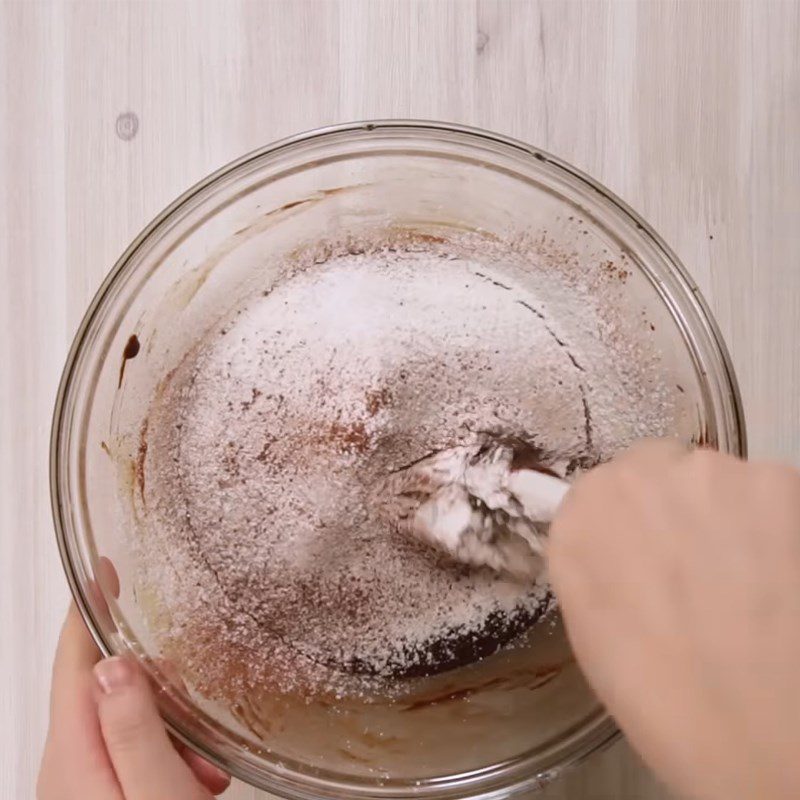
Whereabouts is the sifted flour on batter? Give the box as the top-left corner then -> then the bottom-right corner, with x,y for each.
133,230 -> 675,704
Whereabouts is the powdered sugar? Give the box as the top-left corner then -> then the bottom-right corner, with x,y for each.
133,229 -> 677,704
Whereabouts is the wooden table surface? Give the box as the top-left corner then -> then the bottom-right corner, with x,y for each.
2,1 -> 798,798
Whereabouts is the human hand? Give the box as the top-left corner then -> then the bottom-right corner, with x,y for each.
38,601 -> 230,799
549,440 -> 800,800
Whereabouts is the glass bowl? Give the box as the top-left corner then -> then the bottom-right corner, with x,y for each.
51,120 -> 745,799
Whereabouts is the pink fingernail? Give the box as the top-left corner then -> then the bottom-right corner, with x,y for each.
94,657 -> 133,694
212,766 -> 230,784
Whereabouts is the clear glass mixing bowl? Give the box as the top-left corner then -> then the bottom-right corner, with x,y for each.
51,121 -> 745,799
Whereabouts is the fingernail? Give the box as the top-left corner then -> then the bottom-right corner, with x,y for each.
212,765 -> 231,785
94,656 -> 133,694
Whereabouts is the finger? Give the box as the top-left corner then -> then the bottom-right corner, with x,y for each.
53,603 -> 102,680
87,556 -> 121,634
94,656 -> 212,800
174,741 -> 231,795
97,556 -> 121,598
44,605 -> 122,799
157,660 -> 231,794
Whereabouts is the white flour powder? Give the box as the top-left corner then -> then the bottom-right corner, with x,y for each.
134,230 -> 675,701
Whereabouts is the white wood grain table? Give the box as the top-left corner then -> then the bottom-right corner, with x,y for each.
2,1 -> 798,798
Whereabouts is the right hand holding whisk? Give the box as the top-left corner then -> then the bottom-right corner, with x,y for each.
550,439 -> 800,800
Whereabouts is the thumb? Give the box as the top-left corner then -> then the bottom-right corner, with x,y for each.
94,657 -> 211,800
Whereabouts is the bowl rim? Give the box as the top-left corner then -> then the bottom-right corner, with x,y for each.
50,118 -> 746,797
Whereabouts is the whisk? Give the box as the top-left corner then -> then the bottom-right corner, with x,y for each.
383,437 -> 570,581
